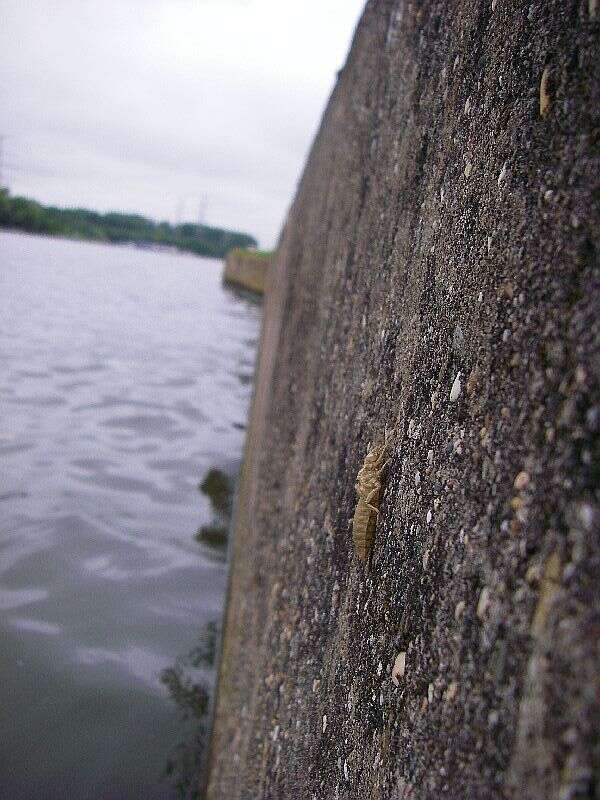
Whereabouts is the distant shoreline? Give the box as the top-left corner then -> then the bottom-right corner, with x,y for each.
0,188 -> 257,260
0,226 -> 225,262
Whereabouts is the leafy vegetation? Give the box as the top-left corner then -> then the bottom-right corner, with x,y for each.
0,188 -> 257,258
228,246 -> 273,262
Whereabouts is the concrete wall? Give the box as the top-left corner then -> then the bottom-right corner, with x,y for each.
207,2 -> 600,798
222,249 -> 271,295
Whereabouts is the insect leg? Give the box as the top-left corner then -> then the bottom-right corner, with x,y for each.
364,487 -> 380,515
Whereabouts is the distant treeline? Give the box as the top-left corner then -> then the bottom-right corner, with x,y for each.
0,188 -> 257,258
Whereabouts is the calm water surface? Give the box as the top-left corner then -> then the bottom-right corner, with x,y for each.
0,231 -> 261,799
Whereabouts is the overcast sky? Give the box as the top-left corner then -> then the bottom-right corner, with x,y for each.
1,1 -> 365,248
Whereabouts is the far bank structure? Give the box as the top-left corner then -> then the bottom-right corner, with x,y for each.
208,2 -> 599,799
222,248 -> 272,295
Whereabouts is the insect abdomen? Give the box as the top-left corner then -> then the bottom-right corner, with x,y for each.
352,499 -> 377,562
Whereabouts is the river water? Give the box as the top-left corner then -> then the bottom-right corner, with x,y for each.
0,231 -> 262,799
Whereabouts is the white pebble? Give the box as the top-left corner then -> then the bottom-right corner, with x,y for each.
477,587 -> 491,620
450,372 -> 462,402
445,681 -> 458,702
391,652 -> 406,685
513,470 -> 530,491
498,161 -> 510,189
576,502 -> 595,531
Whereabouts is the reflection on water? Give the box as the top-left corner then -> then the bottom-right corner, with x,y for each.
195,468 -> 235,556
160,620 -> 220,799
159,462 -> 236,798
0,231 -> 261,799
199,469 -> 234,516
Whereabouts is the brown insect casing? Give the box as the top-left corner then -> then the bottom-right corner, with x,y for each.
352,440 -> 388,562
540,65 -> 551,117
353,494 -> 380,562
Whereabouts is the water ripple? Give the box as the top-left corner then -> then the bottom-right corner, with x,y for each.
10,617 -> 62,635
0,588 -> 49,610
101,413 -> 184,437
0,230 -> 262,799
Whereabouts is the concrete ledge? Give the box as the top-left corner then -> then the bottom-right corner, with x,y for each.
222,248 -> 272,295
208,2 -> 600,797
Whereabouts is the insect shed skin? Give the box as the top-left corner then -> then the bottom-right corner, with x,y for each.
352,439 -> 390,562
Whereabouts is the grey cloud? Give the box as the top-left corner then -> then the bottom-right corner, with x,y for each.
1,0 -> 365,247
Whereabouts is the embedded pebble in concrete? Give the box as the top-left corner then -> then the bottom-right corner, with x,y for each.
445,682 -> 459,702
391,652 -> 406,686
531,551 -> 562,637
497,161 -> 510,189
513,471 -> 530,491
477,587 -> 491,620
449,372 -> 462,402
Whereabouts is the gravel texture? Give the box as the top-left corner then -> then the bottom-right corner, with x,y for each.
207,2 -> 600,797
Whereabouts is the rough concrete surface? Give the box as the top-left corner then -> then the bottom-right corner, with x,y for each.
223,249 -> 271,295
207,1 -> 600,798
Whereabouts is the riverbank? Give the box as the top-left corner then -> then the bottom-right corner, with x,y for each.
207,2 -> 599,798
0,188 -> 257,259
222,248 -> 272,295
